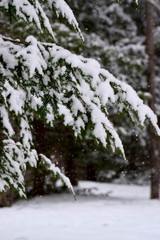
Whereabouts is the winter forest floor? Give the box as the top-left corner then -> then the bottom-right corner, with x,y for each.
0,181 -> 160,240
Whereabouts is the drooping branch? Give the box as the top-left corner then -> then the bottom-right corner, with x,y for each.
0,35 -> 55,48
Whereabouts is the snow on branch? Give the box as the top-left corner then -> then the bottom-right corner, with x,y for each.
40,154 -> 75,197
0,139 -> 38,197
48,43 -> 160,136
1,35 -> 159,159
0,0 -> 83,40
46,0 -> 84,40
0,0 -> 55,39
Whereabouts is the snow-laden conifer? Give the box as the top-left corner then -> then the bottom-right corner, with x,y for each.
0,0 -> 159,196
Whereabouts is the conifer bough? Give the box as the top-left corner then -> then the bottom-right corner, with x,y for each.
0,0 -> 159,197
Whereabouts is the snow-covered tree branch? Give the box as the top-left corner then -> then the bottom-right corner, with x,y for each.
0,0 -> 159,196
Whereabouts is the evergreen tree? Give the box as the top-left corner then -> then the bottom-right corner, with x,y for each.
0,0 -> 159,197
65,0 -> 160,184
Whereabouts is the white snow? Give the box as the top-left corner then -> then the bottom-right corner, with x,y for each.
47,0 -> 83,40
0,0 -> 55,38
0,181 -> 160,240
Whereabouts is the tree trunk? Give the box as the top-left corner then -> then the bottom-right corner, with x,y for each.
32,120 -> 48,196
146,0 -> 160,199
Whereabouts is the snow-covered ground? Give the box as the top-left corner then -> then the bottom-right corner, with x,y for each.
0,181 -> 160,240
